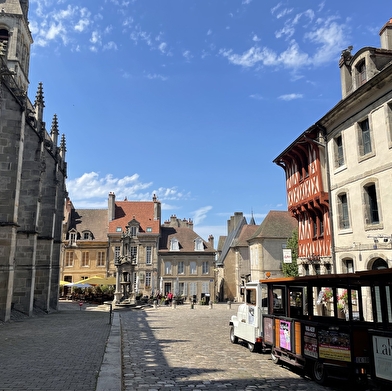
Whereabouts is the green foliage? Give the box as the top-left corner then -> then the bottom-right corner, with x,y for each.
282,230 -> 299,277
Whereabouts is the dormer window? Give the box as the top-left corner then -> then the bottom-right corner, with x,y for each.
194,238 -> 204,251
356,60 -> 366,86
130,226 -> 138,237
170,238 -> 179,251
82,231 -> 93,240
69,230 -> 77,246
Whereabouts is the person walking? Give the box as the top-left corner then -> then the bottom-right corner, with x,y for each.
167,291 -> 173,306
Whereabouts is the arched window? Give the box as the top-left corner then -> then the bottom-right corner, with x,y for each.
372,258 -> 388,270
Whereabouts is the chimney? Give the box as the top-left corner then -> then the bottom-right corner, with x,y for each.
153,194 -> 161,222
108,192 -> 116,221
208,234 -> 214,249
380,18 -> 392,50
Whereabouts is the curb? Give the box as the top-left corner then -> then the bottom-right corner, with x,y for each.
96,311 -> 122,391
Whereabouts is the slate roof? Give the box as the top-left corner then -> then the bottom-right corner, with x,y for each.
70,209 -> 108,241
233,225 -> 260,247
249,210 -> 297,240
108,201 -> 160,234
159,226 -> 215,253
216,216 -> 247,265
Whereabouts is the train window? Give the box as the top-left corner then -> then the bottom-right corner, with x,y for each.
273,288 -> 284,314
387,286 -> 392,323
361,286 -> 374,322
246,288 -> 256,305
335,288 -> 360,321
261,285 -> 268,314
289,287 -> 307,316
374,286 -> 383,322
316,287 -> 334,317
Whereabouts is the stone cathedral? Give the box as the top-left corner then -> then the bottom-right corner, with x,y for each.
0,0 -> 67,321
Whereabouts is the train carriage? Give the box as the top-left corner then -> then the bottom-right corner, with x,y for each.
258,269 -> 392,387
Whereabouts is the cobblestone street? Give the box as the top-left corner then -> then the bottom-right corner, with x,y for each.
121,303 -> 343,391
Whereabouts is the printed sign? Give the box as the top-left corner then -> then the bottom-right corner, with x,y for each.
318,329 -> 351,362
283,249 -> 292,264
279,320 -> 291,350
304,325 -> 318,359
372,335 -> 392,382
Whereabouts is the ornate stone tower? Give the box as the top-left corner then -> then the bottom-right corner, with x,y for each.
0,1 -> 68,322
0,0 -> 32,94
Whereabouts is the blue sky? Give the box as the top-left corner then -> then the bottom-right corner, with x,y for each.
27,0 -> 390,242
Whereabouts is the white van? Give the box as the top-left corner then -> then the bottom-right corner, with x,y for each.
229,281 -> 270,352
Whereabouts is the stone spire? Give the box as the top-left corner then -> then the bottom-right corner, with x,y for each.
60,134 -> 66,159
34,82 -> 45,134
50,114 -> 59,148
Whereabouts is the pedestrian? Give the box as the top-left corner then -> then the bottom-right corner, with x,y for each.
167,291 -> 173,306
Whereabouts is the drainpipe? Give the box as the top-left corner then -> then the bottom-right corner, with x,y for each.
315,123 -> 337,273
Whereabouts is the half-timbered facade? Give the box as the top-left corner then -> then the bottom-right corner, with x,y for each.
274,131 -> 332,275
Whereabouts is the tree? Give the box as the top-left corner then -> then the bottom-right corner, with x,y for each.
282,230 -> 299,277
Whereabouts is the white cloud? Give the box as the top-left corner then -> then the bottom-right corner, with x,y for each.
182,50 -> 193,62
66,172 -> 190,208
191,206 -> 213,225
278,93 -> 303,101
74,18 -> 90,32
219,46 -> 277,68
103,41 -> 118,51
276,8 -> 293,19
271,2 -> 282,15
249,93 -> 264,100
90,31 -> 101,45
146,73 -> 168,81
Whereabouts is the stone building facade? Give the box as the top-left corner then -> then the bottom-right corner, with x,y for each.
108,192 -> 161,302
328,19 -> 392,273
274,19 -> 392,275
61,198 -> 108,285
61,193 -> 216,304
216,212 -> 256,302
248,210 -> 297,281
159,215 -> 215,303
0,1 -> 67,321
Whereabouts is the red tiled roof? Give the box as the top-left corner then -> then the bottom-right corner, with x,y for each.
108,201 -> 160,234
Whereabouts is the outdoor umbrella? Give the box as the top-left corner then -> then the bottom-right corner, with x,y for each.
74,276 -> 116,285
59,280 -> 69,286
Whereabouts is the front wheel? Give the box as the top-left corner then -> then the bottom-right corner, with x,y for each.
230,326 -> 238,344
248,342 -> 256,352
313,360 -> 327,385
271,351 -> 280,364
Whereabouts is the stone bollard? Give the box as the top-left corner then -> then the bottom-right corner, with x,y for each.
173,299 -> 177,309
209,301 -> 213,309
227,300 -> 231,310
153,300 -> 157,309
190,302 -> 194,309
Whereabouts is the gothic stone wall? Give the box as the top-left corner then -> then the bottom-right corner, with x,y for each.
0,84 -> 66,321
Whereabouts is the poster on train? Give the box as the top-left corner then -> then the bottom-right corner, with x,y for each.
372,334 -> 392,382
303,325 -> 318,359
279,320 -> 291,350
318,328 -> 351,362
263,317 -> 273,345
